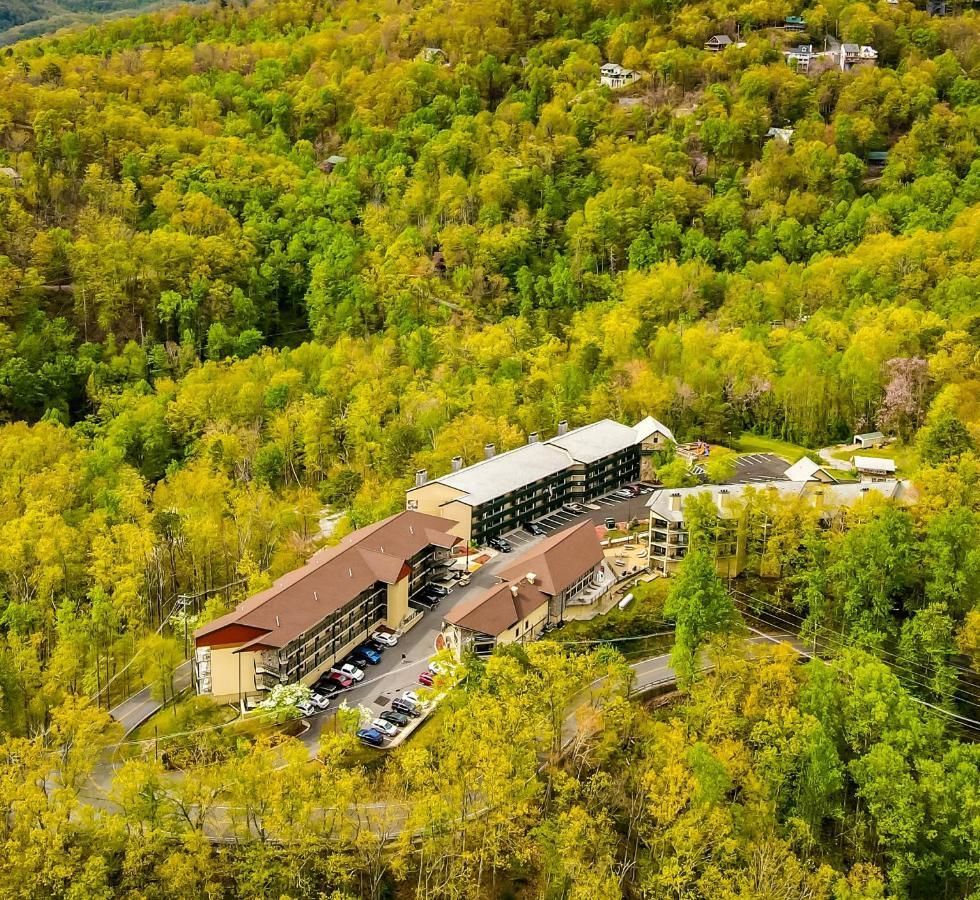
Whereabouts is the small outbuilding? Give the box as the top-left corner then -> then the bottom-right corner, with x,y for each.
704,35 -> 733,51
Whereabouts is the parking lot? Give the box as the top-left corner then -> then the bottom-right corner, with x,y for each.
299,533 -> 548,751
726,452 -> 790,483
509,485 -> 655,541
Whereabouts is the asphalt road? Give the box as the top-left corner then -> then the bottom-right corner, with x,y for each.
110,659 -> 193,735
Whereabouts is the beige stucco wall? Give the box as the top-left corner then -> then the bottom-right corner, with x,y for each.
497,600 -> 550,645
209,644 -> 258,699
406,482 -> 472,540
386,577 -> 409,629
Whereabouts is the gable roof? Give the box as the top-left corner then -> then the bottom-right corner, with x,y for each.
707,34 -> 732,44
497,520 -> 604,595
633,415 -> 676,444
443,579 -> 549,636
784,456 -> 837,483
195,511 -> 459,650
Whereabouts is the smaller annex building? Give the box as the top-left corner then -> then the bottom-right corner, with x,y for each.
194,511 -> 460,704
441,521 -> 608,658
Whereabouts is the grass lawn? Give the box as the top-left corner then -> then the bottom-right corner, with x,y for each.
732,432 -> 812,462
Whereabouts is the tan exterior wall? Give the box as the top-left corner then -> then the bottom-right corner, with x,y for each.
386,577 -> 409,629
497,601 -> 550,644
406,482 -> 472,540
209,644 -> 258,700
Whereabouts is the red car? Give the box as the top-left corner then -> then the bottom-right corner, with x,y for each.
418,670 -> 434,686
328,671 -> 354,689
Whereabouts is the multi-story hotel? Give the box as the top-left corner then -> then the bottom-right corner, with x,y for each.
407,417 -> 675,544
646,476 -> 912,577
193,511 -> 460,704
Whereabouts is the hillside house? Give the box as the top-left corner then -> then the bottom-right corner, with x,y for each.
600,63 -> 640,89
853,431 -> 886,448
764,127 -> 794,143
784,16 -> 807,31
704,35 -> 733,51
839,44 -> 878,70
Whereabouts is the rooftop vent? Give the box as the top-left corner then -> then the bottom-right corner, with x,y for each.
314,591 -> 319,602
451,456 -> 463,472
510,584 -> 520,598
557,419 -> 569,436
414,468 -> 428,488
275,615 -> 280,627
484,443 -> 496,460
526,572 -> 537,585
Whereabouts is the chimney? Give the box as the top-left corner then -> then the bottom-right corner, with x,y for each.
484,443 -> 496,460
717,488 -> 729,513
415,468 -> 428,488
557,419 -> 569,436
669,492 -> 682,512
526,572 -> 537,585
510,584 -> 519,597
528,431 -> 539,444
451,455 -> 463,472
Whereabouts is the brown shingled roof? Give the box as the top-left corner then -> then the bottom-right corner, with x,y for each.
444,579 -> 550,636
195,511 -> 459,650
497,520 -> 604,595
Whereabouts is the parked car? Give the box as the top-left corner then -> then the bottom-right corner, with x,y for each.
412,594 -> 438,610
332,663 -> 364,682
327,671 -> 355,689
356,727 -> 385,747
297,700 -> 318,717
488,537 -> 512,552
347,650 -> 373,668
354,645 -> 383,664
562,503 -> 584,513
418,670 -> 434,686
429,584 -> 450,597
428,660 -> 450,675
392,698 -> 421,717
380,710 -> 410,727
611,488 -> 633,499
309,691 -> 332,710
401,691 -> 422,707
604,517 -> 617,529
524,522 -> 546,536
371,718 -> 400,738
371,630 -> 399,647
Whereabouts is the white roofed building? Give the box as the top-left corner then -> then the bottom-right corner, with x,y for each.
852,455 -> 897,481
407,417 -> 664,543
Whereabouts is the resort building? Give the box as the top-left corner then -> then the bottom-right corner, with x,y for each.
193,511 -> 460,704
442,521 -> 608,657
407,417 -> 670,544
646,479 -> 911,577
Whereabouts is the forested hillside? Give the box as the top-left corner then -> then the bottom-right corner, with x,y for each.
0,0 -> 195,45
0,0 -> 978,894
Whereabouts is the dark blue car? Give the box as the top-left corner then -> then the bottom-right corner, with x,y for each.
356,727 -> 385,747
354,645 -> 383,665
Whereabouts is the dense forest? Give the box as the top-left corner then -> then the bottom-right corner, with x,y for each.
0,0 -> 978,894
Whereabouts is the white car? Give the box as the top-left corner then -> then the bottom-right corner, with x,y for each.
371,718 -> 399,737
331,663 -> 364,682
401,690 -> 422,707
297,700 -> 318,717
371,631 -> 399,648
428,660 -> 451,675
309,691 -> 332,710
611,489 -> 633,499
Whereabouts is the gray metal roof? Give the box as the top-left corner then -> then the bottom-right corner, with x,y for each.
428,442 -> 573,507
546,419 -> 639,464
